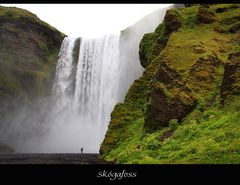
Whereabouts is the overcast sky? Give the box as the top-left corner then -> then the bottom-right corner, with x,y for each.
1,4 -> 172,38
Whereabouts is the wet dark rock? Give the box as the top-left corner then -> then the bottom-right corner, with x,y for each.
159,130 -> 174,142
164,9 -> 183,33
221,52 -> 240,105
186,54 -> 221,96
144,61 -> 197,132
196,6 -> 216,25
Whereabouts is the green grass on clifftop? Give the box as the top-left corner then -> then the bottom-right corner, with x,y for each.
0,5 -> 65,37
0,6 -> 65,101
101,4 -> 240,164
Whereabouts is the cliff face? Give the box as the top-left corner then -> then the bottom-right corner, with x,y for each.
0,6 -> 64,151
0,6 -> 64,104
118,5 -> 172,101
100,4 -> 240,164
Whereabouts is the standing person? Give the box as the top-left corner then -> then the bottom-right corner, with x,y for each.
81,147 -> 83,154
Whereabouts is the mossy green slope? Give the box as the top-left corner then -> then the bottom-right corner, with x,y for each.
0,6 -> 65,103
100,4 -> 240,164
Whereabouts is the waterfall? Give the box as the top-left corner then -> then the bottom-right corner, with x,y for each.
31,35 -> 121,153
52,37 -> 76,112
0,6 -> 171,153
73,36 -> 120,122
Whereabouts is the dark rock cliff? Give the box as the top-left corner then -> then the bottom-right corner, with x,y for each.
221,52 -> 240,104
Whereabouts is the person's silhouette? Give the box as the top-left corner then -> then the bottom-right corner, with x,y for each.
81,147 -> 83,154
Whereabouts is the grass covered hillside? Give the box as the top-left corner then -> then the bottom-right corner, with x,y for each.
100,4 -> 240,164
0,6 -> 65,152
0,6 -> 65,103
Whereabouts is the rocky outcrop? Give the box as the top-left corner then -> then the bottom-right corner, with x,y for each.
139,32 -> 159,68
144,61 -> 197,132
196,6 -> 216,24
68,38 -> 81,95
214,15 -> 240,34
164,9 -> 183,33
139,9 -> 183,68
101,4 -> 240,163
186,55 -> 222,96
184,4 -> 199,7
221,52 -> 240,104
215,4 -> 240,13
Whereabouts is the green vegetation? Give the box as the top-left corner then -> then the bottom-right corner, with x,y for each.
101,4 -> 240,164
0,6 -> 65,101
0,5 -> 65,37
169,119 -> 179,130
0,143 -> 15,153
102,99 -> 240,164
0,5 -> 65,149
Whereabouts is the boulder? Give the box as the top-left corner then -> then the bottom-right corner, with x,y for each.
196,6 -> 216,24
144,61 -> 196,132
139,9 -> 183,69
186,54 -> 221,96
164,9 -> 183,33
139,32 -> 157,68
221,52 -> 240,104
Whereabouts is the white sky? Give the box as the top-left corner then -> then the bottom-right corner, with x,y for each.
1,4 -> 172,38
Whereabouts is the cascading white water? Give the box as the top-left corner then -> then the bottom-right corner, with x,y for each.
73,36 -> 120,122
52,37 -> 76,112
118,5 -> 173,100
30,6 -> 172,152
0,6 -> 171,153
30,35 -> 121,153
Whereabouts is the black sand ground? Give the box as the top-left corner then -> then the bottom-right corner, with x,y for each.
0,153 -> 111,164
